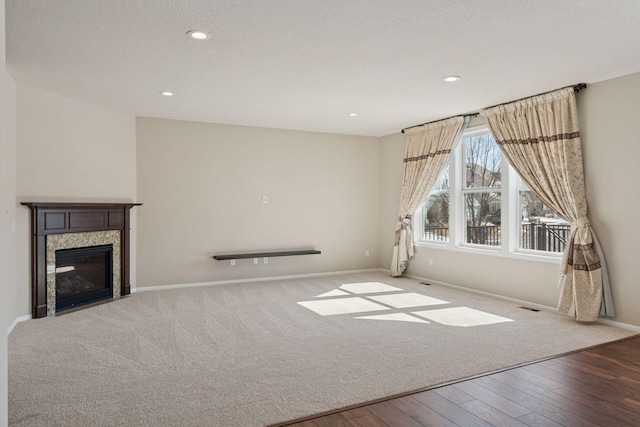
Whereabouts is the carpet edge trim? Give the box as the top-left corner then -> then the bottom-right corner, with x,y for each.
269,333 -> 640,427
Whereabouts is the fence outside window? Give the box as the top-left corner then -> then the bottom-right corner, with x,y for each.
424,223 -> 570,253
424,226 -> 449,242
520,223 -> 570,253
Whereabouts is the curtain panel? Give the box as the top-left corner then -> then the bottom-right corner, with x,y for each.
480,88 -> 611,322
391,116 -> 467,277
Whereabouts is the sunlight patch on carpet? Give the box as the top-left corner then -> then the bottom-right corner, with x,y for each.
314,289 -> 350,298
413,307 -> 514,327
367,293 -> 450,308
339,282 -> 403,294
298,298 -> 390,316
299,282 -> 514,328
355,313 -> 429,323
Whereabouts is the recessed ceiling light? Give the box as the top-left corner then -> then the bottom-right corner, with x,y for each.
442,76 -> 461,83
348,112 -> 359,117
160,91 -> 174,96
187,30 -> 211,40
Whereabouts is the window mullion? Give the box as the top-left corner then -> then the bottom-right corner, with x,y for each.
502,162 -> 515,255
452,141 -> 462,247
414,202 -> 424,243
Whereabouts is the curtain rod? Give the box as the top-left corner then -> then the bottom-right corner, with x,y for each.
401,83 -> 587,134
401,113 -> 478,134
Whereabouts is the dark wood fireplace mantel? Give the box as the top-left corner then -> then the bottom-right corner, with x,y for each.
22,202 -> 141,318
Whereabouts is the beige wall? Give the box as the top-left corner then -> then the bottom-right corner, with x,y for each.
15,85 -> 137,316
1,0 -> 15,423
378,71 -> 640,326
378,131 -> 403,269
0,80 -> 9,426
578,72 -> 640,326
136,118 -> 379,287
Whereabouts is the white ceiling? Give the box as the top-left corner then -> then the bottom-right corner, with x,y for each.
6,0 -> 640,137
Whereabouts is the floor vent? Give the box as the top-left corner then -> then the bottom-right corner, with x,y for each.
519,306 -> 540,312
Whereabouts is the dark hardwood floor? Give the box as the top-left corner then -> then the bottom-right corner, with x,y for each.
281,335 -> 640,427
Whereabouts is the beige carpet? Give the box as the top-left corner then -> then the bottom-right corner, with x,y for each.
8,272 -> 634,426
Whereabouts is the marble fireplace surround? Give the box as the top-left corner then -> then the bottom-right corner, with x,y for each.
46,231 -> 121,316
22,202 -> 141,318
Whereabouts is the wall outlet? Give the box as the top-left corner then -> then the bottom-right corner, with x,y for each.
253,258 -> 258,264
365,250 -> 370,257
230,259 -> 235,266
262,196 -> 268,204
263,257 -> 268,264
428,257 -> 433,266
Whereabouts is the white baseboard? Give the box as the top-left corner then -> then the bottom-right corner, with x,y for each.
405,273 -> 640,332
405,274 -> 557,313
597,318 -> 640,333
133,268 -> 387,293
7,315 -> 31,336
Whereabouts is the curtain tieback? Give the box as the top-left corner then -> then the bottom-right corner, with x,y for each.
559,216 -> 590,283
398,215 -> 412,228
570,217 -> 590,228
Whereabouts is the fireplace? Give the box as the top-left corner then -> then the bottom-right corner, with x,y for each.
22,202 -> 141,318
55,244 -> 113,312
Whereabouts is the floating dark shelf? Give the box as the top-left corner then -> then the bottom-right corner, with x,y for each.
213,249 -> 321,261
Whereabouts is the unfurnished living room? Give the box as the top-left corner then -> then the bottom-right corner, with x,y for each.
1,1 -> 640,426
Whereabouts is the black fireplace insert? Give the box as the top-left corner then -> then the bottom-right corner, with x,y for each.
55,244 -> 113,312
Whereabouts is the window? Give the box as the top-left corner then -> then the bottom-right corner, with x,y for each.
463,132 -> 501,247
415,126 -> 564,259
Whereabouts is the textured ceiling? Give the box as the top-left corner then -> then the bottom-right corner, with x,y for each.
6,0 -> 640,137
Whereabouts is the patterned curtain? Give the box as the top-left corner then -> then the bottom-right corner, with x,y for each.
480,88 -> 612,322
391,116 -> 467,276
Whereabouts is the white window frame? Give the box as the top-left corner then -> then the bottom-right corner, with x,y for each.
414,125 -> 562,264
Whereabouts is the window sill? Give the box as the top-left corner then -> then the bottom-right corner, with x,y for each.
414,241 -> 562,264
